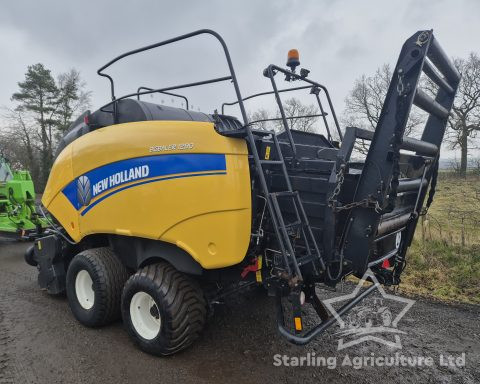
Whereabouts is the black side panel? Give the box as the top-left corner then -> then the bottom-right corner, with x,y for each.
263,133 -> 339,268
278,130 -> 334,148
55,100 -> 243,158
89,99 -> 213,127
110,236 -> 203,275
33,235 -> 66,295
55,110 -> 91,157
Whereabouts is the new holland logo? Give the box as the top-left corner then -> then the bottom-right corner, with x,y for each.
77,175 -> 92,207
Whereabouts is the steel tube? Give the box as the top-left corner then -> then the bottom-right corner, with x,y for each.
423,60 -> 455,94
401,136 -> 438,156
414,89 -> 450,119
277,283 -> 379,345
377,213 -> 411,236
397,178 -> 428,193
428,37 -> 461,85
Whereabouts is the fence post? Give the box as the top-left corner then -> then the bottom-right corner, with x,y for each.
421,215 -> 426,244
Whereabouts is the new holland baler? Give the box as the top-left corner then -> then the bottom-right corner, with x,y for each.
26,29 -> 459,355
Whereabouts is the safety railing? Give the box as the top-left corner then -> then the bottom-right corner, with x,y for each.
136,86 -> 189,110
96,29 -> 248,124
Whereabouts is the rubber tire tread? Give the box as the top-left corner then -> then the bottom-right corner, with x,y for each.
66,247 -> 129,327
122,262 -> 206,356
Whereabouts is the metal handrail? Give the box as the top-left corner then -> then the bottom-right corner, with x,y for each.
99,76 -> 232,114
97,29 -> 248,124
246,113 -> 327,127
136,86 -> 189,110
265,65 -> 343,142
221,85 -> 312,114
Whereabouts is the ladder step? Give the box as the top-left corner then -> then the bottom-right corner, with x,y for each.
413,89 -> 450,119
270,191 -> 297,198
281,220 -> 303,229
245,121 -> 326,277
260,160 -> 283,165
296,255 -> 315,267
249,128 -> 275,137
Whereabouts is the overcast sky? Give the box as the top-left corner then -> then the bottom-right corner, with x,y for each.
1,0 -> 478,159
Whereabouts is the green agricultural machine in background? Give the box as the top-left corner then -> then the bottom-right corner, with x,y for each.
0,156 -> 48,239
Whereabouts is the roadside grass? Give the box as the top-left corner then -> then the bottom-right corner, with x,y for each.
399,173 -> 480,304
400,240 -> 480,304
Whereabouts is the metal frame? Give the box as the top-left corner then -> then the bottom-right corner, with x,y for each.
270,30 -> 459,343
96,29 -> 248,124
136,86 -> 189,110
277,283 -> 379,344
263,65 -> 343,156
338,30 -> 460,275
222,80 -> 342,145
221,85 -> 311,114
245,114 -> 327,127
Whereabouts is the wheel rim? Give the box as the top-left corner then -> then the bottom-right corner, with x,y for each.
130,291 -> 161,340
75,270 -> 95,310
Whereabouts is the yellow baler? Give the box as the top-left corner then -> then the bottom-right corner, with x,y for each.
27,29 -> 459,356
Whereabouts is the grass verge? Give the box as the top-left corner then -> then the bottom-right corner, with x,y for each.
400,239 -> 480,304
400,173 -> 480,304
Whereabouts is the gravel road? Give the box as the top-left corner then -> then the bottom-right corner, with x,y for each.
0,240 -> 478,384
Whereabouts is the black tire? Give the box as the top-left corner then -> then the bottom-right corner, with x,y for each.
66,247 -> 129,327
24,245 -> 37,266
121,262 -> 207,356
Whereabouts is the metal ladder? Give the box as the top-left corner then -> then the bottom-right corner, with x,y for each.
245,127 -> 325,281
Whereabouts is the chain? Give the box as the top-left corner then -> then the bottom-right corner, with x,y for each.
332,197 -> 382,212
328,70 -> 408,215
329,164 -> 346,204
328,69 -> 409,216
328,163 -> 381,213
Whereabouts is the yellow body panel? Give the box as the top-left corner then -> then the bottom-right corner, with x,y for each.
42,121 -> 251,269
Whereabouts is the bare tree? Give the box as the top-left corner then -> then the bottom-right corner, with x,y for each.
248,98 -> 320,133
274,97 -> 319,133
343,64 -> 424,137
447,53 -> 480,177
248,108 -> 271,130
0,107 -> 40,181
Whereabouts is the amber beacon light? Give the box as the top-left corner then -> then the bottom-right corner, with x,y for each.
286,49 -> 300,72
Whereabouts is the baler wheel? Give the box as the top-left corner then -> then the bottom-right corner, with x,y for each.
121,262 -> 206,356
66,248 -> 129,327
